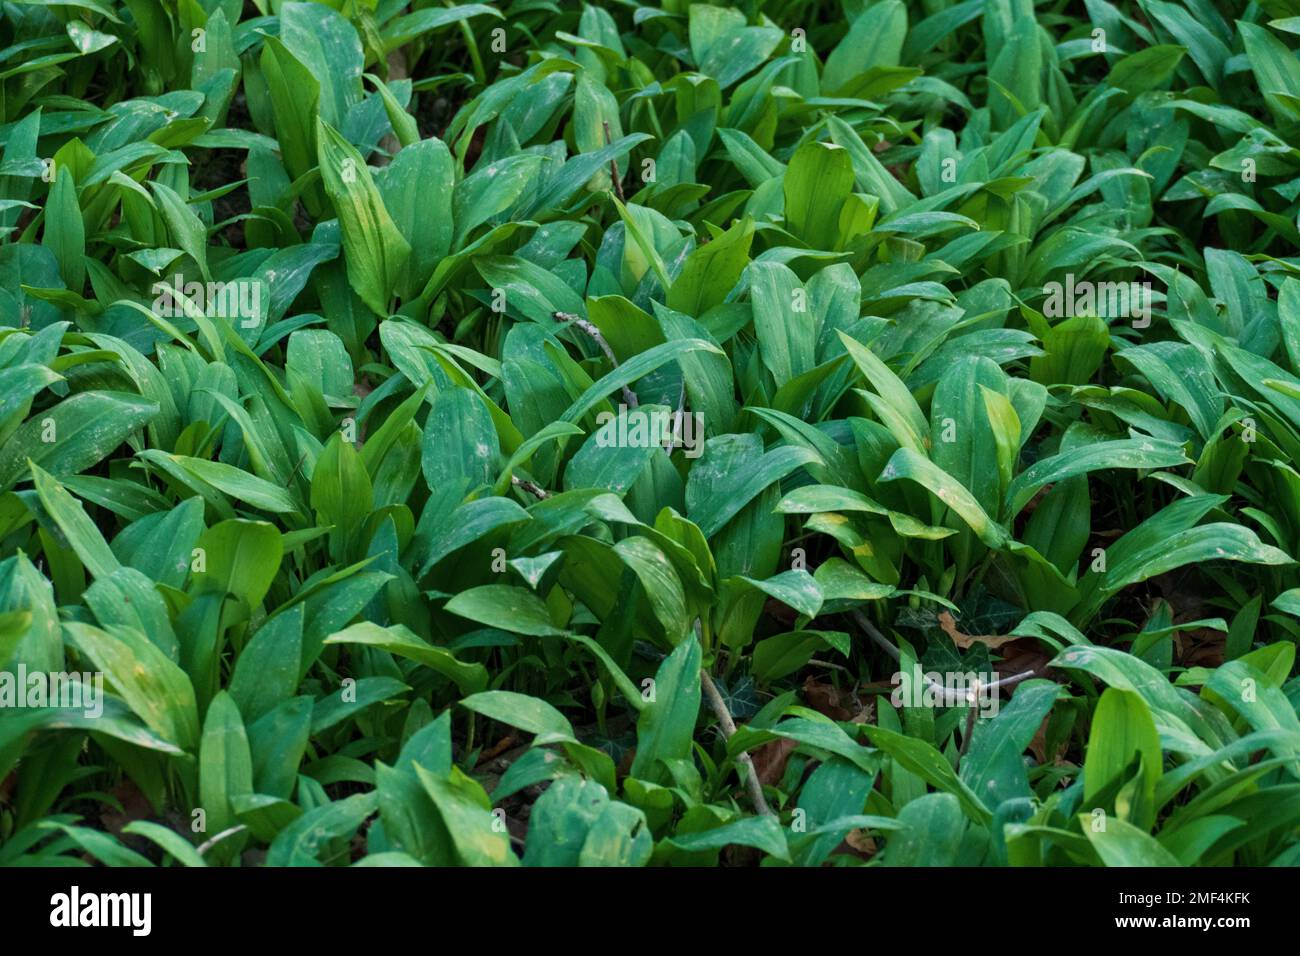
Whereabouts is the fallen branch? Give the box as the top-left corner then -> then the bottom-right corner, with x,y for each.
553,310 -> 638,408
511,475 -> 551,499
958,700 -> 979,761
197,824 -> 248,858
806,657 -> 852,674
851,610 -> 1039,699
852,609 -> 900,662
852,609 -> 1042,767
700,668 -> 774,817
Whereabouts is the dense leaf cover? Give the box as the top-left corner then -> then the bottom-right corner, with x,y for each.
2,0 -> 1300,867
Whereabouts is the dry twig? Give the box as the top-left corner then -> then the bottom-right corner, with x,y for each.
553,310 -> 638,408
700,668 -> 774,817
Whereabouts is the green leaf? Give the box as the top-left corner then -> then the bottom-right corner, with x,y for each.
823,0 -> 906,93
30,462 -> 119,580
266,792 -> 378,866
749,261 -> 816,387
1082,814 -> 1182,867
311,432 -> 373,561
65,622 -> 199,751
559,338 -> 725,424
259,36 -> 321,192
838,331 -> 928,451
0,392 -> 158,491
752,630 -> 849,682
443,584 -> 565,637
783,142 -> 856,250
229,606 -> 304,723
199,691 -> 254,862
863,724 -> 991,825
688,440 -> 821,539
155,454 -> 301,515
630,635 -> 702,781
1083,689 -> 1161,828
1006,438 -> 1191,518
193,519 -> 283,608
663,814 -> 790,861
415,764 -> 517,866
121,821 -> 206,867
421,387 -> 499,498
461,690 -> 576,744
667,216 -> 753,317
879,449 -> 1010,548
316,119 -> 411,315
324,622 -> 488,694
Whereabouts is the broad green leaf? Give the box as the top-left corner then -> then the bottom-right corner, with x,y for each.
324,622 -> 488,694
443,584 -> 566,637
0,392 -> 158,491
630,635 -> 701,781
316,119 -> 411,315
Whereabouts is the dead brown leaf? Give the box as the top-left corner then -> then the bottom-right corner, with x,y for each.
996,641 -> 1053,684
802,675 -> 857,721
1028,710 -> 1070,766
752,737 -> 798,787
763,597 -> 799,628
938,611 -> 1020,650
844,829 -> 878,857
475,732 -> 519,767
99,780 -> 155,837
1181,628 -> 1227,668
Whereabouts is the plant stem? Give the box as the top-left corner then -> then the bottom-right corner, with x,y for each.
602,120 -> 626,202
